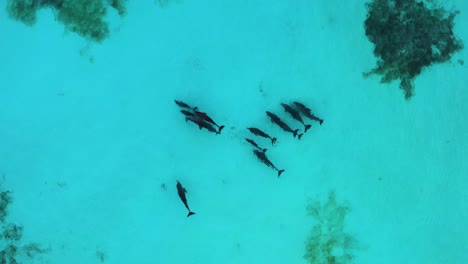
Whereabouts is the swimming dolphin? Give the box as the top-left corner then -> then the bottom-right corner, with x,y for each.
281,103 -> 312,132
174,100 -> 198,111
293,102 -> 324,125
176,181 -> 196,217
247,127 -> 277,144
186,115 -> 221,135
245,138 -> 267,153
180,110 -> 195,118
253,149 -> 285,177
194,111 -> 225,133
266,111 -> 302,139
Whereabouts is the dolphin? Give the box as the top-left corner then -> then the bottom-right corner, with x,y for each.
194,111 -> 225,133
293,102 -> 324,125
281,103 -> 312,132
253,149 -> 285,177
247,127 -> 277,144
180,110 -> 195,118
245,138 -> 267,153
266,111 -> 302,139
174,100 -> 198,111
186,116 -> 221,135
176,181 -> 196,217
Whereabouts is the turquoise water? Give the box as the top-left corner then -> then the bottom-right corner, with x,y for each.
1,1 -> 468,263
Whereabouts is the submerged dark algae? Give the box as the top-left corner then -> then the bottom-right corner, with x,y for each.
304,191 -> 360,264
0,191 -> 12,223
6,0 -> 127,42
1,188 -> 49,263
363,0 -> 463,100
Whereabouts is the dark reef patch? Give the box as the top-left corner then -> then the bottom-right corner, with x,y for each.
6,0 -> 128,42
304,191 -> 360,264
1,188 -> 49,263
363,0 -> 463,100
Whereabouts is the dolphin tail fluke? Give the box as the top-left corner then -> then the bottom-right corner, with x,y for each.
277,169 -> 285,177
319,119 -> 324,125
218,125 -> 225,133
293,129 -> 299,138
262,148 -> 267,153
271,137 -> 277,145
187,211 -> 196,217
298,133 -> 304,140
304,124 -> 312,132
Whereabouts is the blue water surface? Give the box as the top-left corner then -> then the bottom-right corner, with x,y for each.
1,0 -> 467,263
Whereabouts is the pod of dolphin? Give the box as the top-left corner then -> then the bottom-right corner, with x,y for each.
174,99 -> 324,217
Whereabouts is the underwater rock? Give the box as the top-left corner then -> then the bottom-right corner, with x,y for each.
6,0 -> 128,42
304,191 -> 359,264
363,0 -> 463,100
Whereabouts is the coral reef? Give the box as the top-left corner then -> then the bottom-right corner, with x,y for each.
363,0 -> 463,100
304,191 -> 359,264
6,0 -> 127,42
1,188 -> 49,263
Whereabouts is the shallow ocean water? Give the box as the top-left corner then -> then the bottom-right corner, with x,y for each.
1,0 -> 467,263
